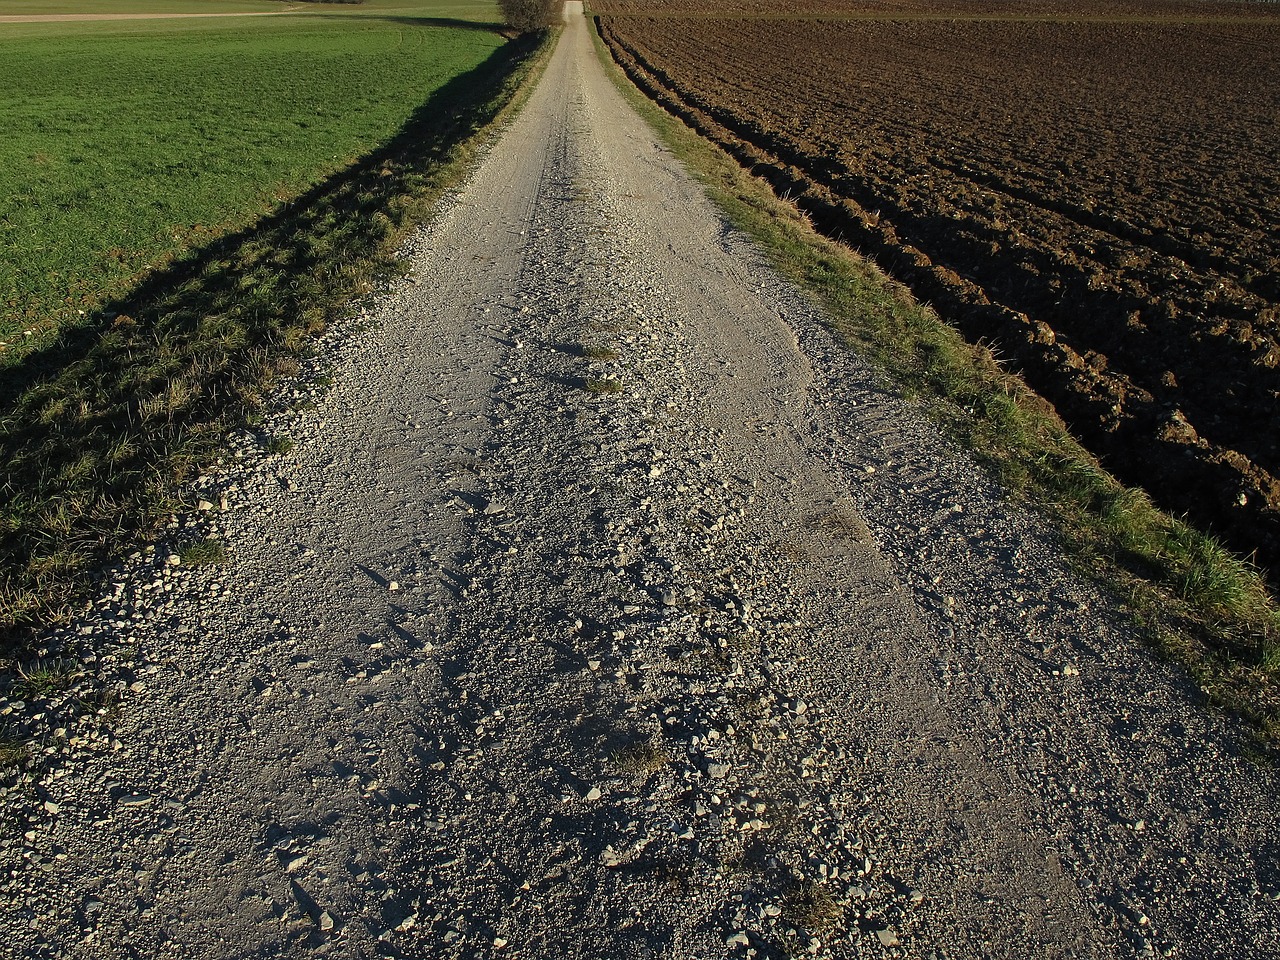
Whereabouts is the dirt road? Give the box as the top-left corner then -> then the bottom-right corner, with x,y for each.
2,5 -> 1277,958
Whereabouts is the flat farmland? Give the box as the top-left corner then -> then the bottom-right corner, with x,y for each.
0,0 -> 505,353
597,0 -> 1280,573
0,0 -> 282,16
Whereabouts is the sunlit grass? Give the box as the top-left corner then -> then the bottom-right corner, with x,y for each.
0,2 -> 504,352
0,4 -> 554,655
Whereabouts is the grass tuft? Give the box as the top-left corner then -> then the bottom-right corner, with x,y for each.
262,435 -> 296,456
0,730 -> 28,771
782,880 -> 845,935
610,738 -> 671,775
15,658 -> 80,699
581,344 -> 621,361
178,538 -> 228,566
583,377 -> 624,394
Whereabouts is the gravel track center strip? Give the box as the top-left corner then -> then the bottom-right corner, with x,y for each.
1,5 -> 1276,959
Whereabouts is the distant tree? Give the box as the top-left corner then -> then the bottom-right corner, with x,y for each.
499,0 -> 560,32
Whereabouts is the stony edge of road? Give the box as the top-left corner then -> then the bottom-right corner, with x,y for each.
584,7 -> 1280,751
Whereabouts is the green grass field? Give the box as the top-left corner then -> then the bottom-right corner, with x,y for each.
0,0 -> 504,352
0,0 -> 505,19
0,0 -> 284,14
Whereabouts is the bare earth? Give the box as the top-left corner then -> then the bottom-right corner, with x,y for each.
1,6 -> 1277,959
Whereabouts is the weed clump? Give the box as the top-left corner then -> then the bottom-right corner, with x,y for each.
583,377 -> 624,395
782,880 -> 845,934
581,344 -> 621,361
179,538 -> 228,566
15,658 -> 80,699
610,739 -> 670,775
0,731 -> 28,771
263,435 -> 295,456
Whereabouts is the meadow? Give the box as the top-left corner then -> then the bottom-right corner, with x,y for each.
0,0 -> 282,15
0,0 -> 506,352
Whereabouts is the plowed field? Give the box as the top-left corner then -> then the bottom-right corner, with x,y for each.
597,0 -> 1280,575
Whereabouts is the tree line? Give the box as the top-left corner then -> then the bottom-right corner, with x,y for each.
500,0 -> 562,32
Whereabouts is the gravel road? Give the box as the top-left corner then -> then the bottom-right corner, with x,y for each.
3,5 -> 1278,958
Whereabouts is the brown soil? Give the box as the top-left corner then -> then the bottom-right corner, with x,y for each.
597,0 -> 1280,576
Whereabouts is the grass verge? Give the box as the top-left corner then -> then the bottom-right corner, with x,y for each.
178,538 -> 229,566
0,23 -> 558,661
588,13 -> 1280,749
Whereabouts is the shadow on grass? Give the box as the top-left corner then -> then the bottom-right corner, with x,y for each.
0,30 -> 546,659
358,16 -> 508,33
292,11 -> 512,33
